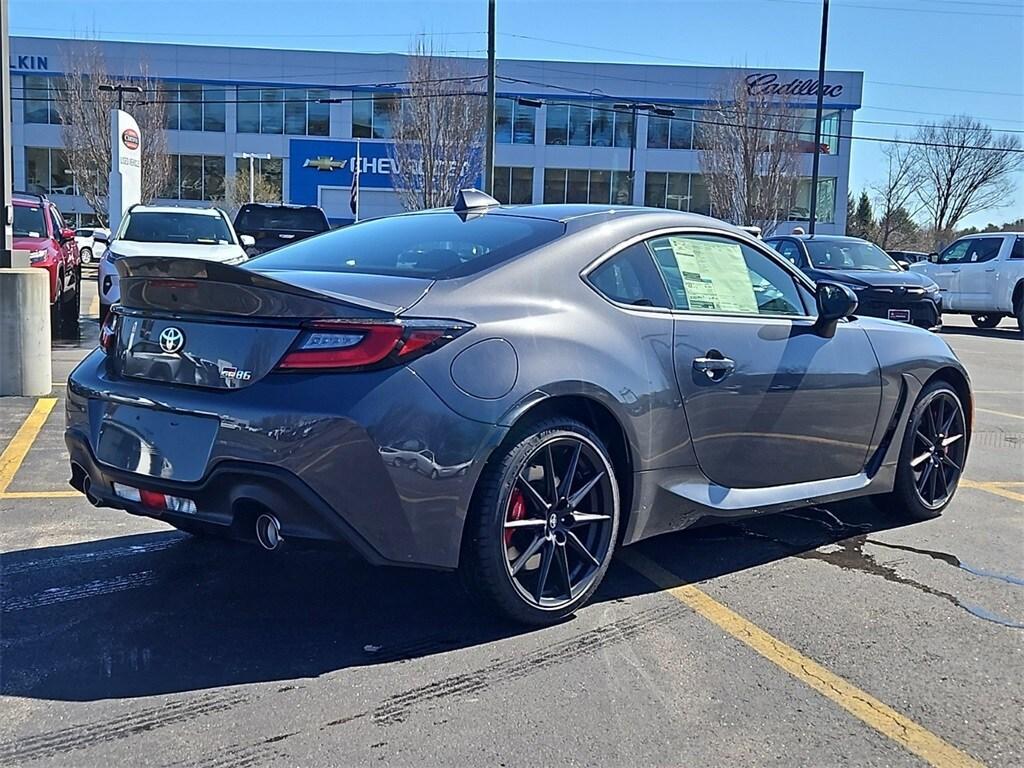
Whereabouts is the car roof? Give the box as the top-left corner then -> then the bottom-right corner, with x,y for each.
773,234 -> 870,243
957,231 -> 1023,238
12,193 -> 48,206
129,205 -> 226,217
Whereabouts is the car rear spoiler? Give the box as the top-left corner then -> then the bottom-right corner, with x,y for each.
115,256 -> 394,319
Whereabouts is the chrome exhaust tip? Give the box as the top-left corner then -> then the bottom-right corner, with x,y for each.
255,513 -> 283,551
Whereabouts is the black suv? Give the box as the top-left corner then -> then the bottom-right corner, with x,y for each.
233,203 -> 331,257
765,234 -> 942,330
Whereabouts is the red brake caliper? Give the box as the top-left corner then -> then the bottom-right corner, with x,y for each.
505,489 -> 527,546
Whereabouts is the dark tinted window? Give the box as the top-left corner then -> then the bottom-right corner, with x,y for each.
648,233 -> 806,316
76,228 -> 94,238
769,238 -> 803,266
13,204 -> 47,237
122,212 -> 234,245
249,212 -> 565,278
1012,238 -> 1024,259
962,237 -> 1003,263
589,243 -> 671,308
235,206 -> 329,233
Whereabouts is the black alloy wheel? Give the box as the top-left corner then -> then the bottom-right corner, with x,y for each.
463,418 -> 620,625
909,388 -> 967,509
971,314 -> 1001,329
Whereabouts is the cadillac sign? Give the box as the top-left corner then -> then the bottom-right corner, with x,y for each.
745,73 -> 844,99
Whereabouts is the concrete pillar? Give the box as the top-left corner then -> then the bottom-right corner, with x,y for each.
0,269 -> 52,396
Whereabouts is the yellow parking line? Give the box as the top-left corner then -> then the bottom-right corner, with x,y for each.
959,479 -> 1024,504
622,551 -> 986,768
0,398 -> 58,495
88,292 -> 99,318
975,407 -> 1024,421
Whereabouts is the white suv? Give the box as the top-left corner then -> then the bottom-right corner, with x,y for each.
911,232 -> 1024,334
96,206 -> 253,319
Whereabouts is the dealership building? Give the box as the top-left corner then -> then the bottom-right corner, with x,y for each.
10,37 -> 863,233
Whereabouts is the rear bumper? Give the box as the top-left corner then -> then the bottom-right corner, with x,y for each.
66,350 -> 506,569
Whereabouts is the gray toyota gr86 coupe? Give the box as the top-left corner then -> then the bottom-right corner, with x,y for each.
66,192 -> 973,624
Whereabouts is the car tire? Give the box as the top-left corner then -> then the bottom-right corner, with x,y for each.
970,314 -> 1001,329
1015,293 -> 1024,338
80,247 -> 93,265
875,380 -> 968,522
461,417 -> 620,625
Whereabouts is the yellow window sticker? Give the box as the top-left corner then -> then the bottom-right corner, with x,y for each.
668,237 -> 758,313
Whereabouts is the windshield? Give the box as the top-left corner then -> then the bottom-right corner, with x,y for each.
13,205 -> 47,238
121,211 -> 235,245
235,206 -> 329,233
804,240 -> 900,272
248,212 -> 565,278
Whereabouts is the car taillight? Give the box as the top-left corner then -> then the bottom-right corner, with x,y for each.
99,310 -> 118,354
276,319 -> 470,371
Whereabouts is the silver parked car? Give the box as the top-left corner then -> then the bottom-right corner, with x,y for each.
67,193 -> 973,625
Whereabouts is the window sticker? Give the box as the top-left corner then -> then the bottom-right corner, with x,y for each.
668,237 -> 758,313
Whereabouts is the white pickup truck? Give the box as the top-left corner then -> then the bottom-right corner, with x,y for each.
911,232 -> 1024,334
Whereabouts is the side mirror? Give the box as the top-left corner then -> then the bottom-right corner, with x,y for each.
814,281 -> 859,338
59,227 -> 76,243
928,252 -> 939,263
896,260 -> 911,271
239,234 -> 256,247
93,231 -> 109,244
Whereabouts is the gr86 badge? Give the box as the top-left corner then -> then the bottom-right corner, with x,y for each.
221,367 -> 253,382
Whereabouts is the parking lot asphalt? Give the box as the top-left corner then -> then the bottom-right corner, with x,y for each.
0,276 -> 1021,767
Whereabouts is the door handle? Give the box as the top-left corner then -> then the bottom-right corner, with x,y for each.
984,268 -> 996,272
693,354 -> 736,380
951,267 -> 961,272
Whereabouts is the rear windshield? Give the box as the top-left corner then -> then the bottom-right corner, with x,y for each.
248,212 -> 565,278
805,240 -> 900,272
122,211 -> 234,245
235,206 -> 329,233
76,228 -> 94,238
13,205 -> 47,238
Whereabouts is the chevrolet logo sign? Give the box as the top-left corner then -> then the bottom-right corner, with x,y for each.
303,156 -> 346,172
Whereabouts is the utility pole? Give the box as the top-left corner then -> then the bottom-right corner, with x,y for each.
614,101 -> 672,206
233,152 -> 271,203
808,0 -> 830,235
484,0 -> 496,195
1,0 -> 13,267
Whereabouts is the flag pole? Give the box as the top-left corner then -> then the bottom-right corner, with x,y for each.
354,139 -> 361,223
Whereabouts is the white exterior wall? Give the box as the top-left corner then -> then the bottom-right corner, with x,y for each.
10,37 -> 863,234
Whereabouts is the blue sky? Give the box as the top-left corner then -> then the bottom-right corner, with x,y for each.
12,0 -> 1024,228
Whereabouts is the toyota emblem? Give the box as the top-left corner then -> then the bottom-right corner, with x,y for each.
158,327 -> 185,354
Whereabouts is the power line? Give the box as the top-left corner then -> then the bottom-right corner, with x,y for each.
768,0 -> 1023,17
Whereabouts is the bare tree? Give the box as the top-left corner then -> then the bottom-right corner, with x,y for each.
698,77 -> 802,235
871,141 -> 926,249
56,45 -> 170,226
215,167 -> 280,219
388,39 -> 485,211
912,116 -> 1024,245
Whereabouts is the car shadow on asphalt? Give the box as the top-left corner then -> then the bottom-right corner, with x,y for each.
939,325 -> 1020,341
0,499 -> 906,702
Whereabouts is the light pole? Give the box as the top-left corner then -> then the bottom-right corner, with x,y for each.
98,83 -> 144,111
614,102 -> 673,205
1,0 -> 13,267
233,152 -> 271,203
808,0 -> 830,235
484,0 -> 496,195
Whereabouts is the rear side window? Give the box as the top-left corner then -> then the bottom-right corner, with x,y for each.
770,239 -> 803,267
235,206 -> 330,233
647,233 -> 806,316
248,212 -> 565,278
1011,238 -> 1023,259
589,243 -> 672,308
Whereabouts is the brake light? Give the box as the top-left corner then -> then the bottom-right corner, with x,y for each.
99,310 -> 118,354
276,320 -> 470,371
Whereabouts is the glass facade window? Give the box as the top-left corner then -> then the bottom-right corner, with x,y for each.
24,147 -> 76,195
23,75 -> 62,124
236,87 -> 331,136
543,168 -> 630,204
643,172 -> 711,215
646,107 -> 695,150
796,110 -> 840,154
494,97 -> 536,144
790,177 -> 837,223
159,82 -> 226,133
163,154 -> 227,201
544,101 -> 633,148
352,93 -> 405,139
492,166 -> 534,204
234,156 -> 283,201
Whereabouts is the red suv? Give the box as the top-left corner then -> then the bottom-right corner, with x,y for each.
12,192 -> 81,334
